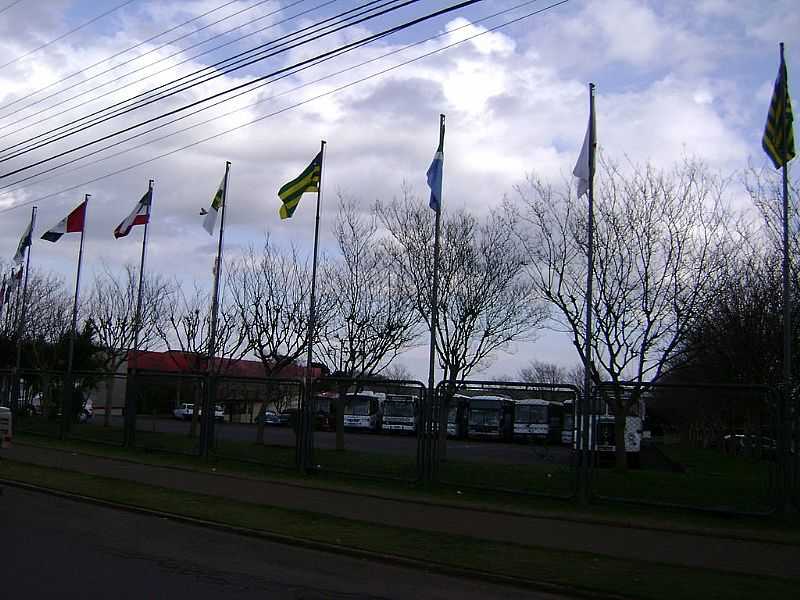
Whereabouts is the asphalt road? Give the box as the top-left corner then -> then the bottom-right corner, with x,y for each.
0,486 -> 558,599
103,415 -> 572,465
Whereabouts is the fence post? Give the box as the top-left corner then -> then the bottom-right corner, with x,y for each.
199,373 -> 215,458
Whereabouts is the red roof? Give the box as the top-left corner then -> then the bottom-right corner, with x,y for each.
128,350 -> 323,380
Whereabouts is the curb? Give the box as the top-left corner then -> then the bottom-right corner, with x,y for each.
0,476 -> 630,600
11,439 -> 800,547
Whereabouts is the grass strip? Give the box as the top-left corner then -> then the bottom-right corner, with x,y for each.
14,432 -> 800,542
0,459 -> 797,600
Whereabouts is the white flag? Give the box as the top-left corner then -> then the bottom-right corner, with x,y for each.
573,115 -> 594,199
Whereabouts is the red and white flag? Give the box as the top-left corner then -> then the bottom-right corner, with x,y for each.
41,200 -> 87,243
114,187 -> 152,238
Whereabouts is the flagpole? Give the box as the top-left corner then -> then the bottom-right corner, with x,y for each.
426,114 -> 445,480
778,42 -> 794,512
63,194 -> 89,436
201,162 -> 230,455
580,83 -> 596,505
125,180 -> 153,447
13,205 -> 36,413
301,140 -> 326,471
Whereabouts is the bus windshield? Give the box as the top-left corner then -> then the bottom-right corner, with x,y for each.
346,398 -> 372,416
384,401 -> 414,417
515,404 -> 547,424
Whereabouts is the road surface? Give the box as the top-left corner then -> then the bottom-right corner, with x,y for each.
0,485 -> 559,599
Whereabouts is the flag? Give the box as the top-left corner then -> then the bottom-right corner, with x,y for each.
573,112 -> 596,199
41,201 -> 87,242
426,140 -> 444,211
13,211 -> 36,264
763,52 -> 795,169
202,175 -> 226,235
114,187 -> 152,238
278,151 -> 322,219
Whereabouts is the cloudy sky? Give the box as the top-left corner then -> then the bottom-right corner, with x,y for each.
0,0 -> 796,379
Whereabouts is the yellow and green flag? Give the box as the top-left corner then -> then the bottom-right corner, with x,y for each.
763,50 -> 795,169
278,151 -> 323,219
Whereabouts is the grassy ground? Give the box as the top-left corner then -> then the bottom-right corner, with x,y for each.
0,458 -> 796,600
12,431 -> 800,542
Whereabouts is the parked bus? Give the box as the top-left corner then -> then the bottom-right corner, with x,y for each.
512,399 -> 550,441
559,399 -> 574,445
467,395 -> 513,441
381,394 -> 417,433
447,395 -> 469,438
312,393 -> 337,431
343,391 -> 385,431
574,392 -> 645,466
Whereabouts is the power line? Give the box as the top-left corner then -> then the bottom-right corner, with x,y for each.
0,0 -> 569,216
0,0 -> 140,72
0,0 -> 24,17
0,0 -> 414,163
0,0 -> 335,142
0,0 -> 258,116
0,0 -> 552,196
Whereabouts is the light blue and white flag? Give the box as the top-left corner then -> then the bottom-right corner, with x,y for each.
426,139 -> 444,212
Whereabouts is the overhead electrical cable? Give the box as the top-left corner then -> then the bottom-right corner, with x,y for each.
0,0 -> 248,118
0,0 -> 25,17
0,0 -> 554,195
0,0 -> 568,216
0,0 -> 415,162
0,0 -> 305,124
0,0 -> 140,72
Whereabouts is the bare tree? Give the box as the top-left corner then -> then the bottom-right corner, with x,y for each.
383,363 -> 413,381
157,282 -> 250,437
227,237 -> 330,443
510,157 -> 731,468
518,360 -> 567,385
379,189 -> 548,454
315,198 -> 421,449
87,264 -> 172,426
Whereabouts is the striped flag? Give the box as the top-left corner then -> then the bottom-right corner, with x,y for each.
202,174 -> 226,235
114,187 -> 152,238
426,139 -> 444,212
763,51 -> 795,169
41,200 -> 87,243
13,210 -> 36,264
278,151 -> 322,219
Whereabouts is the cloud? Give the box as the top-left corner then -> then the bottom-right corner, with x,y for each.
0,0 -> 783,378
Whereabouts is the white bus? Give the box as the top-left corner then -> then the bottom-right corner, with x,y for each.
343,391 -> 385,431
381,394 -> 416,433
512,399 -> 550,441
574,393 -> 645,466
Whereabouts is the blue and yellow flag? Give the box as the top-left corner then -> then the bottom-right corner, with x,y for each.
763,50 -> 795,169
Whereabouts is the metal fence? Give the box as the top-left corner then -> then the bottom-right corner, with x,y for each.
2,367 -> 797,516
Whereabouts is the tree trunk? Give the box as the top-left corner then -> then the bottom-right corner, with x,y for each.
614,396 -> 627,470
189,382 -> 200,438
103,376 -> 115,427
336,392 -> 345,451
256,404 -> 266,444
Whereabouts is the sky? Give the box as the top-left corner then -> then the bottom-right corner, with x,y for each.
0,0 -> 797,380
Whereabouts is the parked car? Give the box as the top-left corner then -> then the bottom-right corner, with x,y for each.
173,403 -> 196,421
256,410 -> 281,425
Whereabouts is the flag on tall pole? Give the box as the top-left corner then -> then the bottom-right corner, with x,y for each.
201,175 -> 226,235
278,151 -> 323,219
13,209 -> 36,264
574,83 -> 596,503
763,43 -> 796,512
44,196 -> 90,435
200,164 -> 231,456
13,205 -> 37,413
117,180 -> 154,445
425,114 -> 445,480
114,186 -> 152,238
278,144 -> 326,470
763,45 -> 795,169
41,200 -> 87,243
